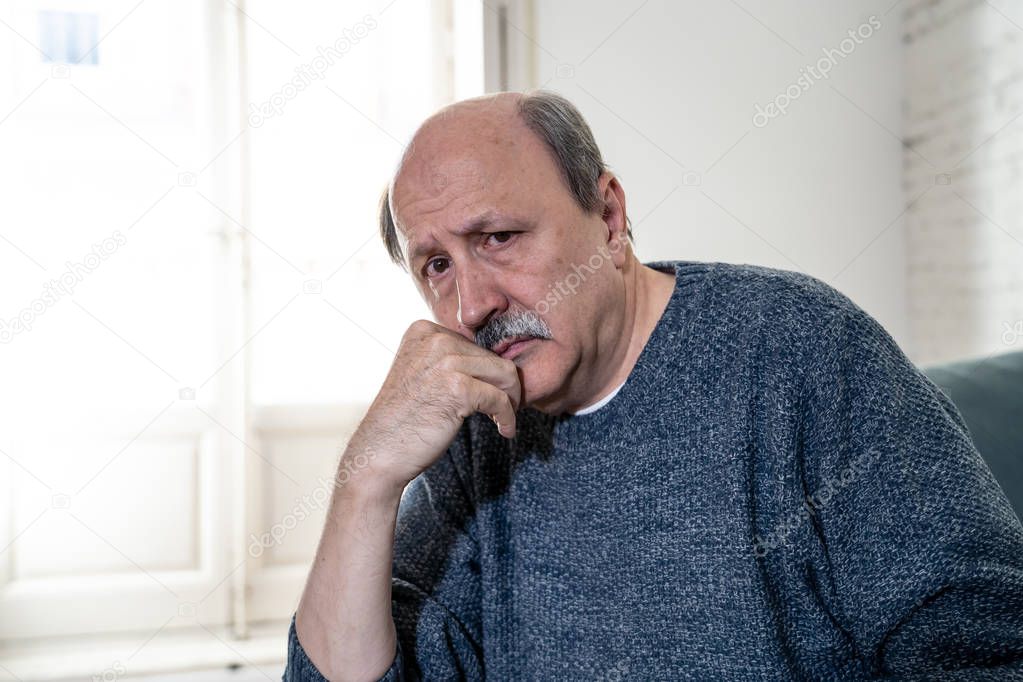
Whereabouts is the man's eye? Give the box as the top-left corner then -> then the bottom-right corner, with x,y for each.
485,231 -> 514,245
425,257 -> 450,277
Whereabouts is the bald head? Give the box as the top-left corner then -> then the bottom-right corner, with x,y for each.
395,91 -> 525,184
379,90 -> 626,268
388,93 -> 530,248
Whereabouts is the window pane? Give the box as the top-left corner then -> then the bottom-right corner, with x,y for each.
244,0 -> 472,406
1,0 -> 224,426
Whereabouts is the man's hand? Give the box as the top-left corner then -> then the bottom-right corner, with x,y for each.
293,320 -> 521,680
352,319 -> 523,489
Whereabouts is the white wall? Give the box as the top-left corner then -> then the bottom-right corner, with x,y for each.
526,1 -> 911,354
903,0 -> 1023,365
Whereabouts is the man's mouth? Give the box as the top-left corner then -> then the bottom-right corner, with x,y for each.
491,335 -> 539,359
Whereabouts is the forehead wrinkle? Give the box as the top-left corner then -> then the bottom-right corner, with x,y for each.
397,170 -> 493,266
398,195 -> 467,266
395,160 -> 485,220
392,107 -> 549,266
406,204 -> 530,265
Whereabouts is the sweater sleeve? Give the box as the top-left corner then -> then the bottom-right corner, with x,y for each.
387,436 -> 485,680
283,432 -> 484,681
798,301 -> 1023,679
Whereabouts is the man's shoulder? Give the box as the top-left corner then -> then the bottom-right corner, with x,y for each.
657,260 -> 882,370
706,261 -> 855,317
713,263 -> 910,377
653,260 -> 860,335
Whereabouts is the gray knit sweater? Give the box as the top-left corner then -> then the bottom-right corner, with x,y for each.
284,260 -> 1023,681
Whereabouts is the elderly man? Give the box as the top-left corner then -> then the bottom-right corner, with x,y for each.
284,91 -> 1023,681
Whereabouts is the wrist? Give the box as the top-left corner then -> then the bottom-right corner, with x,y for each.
333,444 -> 405,507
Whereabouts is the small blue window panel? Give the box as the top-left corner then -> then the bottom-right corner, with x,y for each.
38,11 -> 100,65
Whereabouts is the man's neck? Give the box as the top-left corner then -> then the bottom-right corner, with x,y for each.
564,258 -> 676,414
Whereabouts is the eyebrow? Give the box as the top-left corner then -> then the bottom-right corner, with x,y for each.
408,211 -> 528,265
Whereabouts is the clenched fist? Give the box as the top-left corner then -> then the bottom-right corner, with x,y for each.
350,319 -> 524,489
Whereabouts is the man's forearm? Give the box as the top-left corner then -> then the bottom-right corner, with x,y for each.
291,318 -> 520,679
295,446 -> 405,682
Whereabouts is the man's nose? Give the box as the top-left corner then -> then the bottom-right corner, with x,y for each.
455,267 -> 504,333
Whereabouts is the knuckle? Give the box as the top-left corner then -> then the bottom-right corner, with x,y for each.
404,319 -> 434,341
446,372 -> 469,399
500,358 -> 519,378
410,319 -> 434,334
425,332 -> 450,355
436,354 -> 460,373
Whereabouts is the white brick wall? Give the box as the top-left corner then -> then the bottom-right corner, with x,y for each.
904,0 -> 1023,364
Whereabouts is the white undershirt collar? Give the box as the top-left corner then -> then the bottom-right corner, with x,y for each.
570,379 -> 627,416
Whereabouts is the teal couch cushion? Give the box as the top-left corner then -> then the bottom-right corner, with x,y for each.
924,350 -> 1023,521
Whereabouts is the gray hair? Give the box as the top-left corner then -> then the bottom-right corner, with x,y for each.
378,90 -> 632,268
474,308 -> 553,352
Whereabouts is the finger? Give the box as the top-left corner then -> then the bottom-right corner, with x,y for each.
439,354 -> 522,410
461,376 -> 517,438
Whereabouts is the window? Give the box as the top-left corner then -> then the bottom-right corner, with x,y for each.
0,0 -> 488,674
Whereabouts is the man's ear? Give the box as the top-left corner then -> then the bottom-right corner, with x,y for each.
598,172 -> 629,268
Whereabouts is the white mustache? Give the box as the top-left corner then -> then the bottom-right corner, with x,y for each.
474,310 -> 552,351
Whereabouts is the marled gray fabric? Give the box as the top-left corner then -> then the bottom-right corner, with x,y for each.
285,260 -> 1023,681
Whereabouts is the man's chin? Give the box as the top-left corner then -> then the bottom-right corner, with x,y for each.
515,348 -> 568,413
